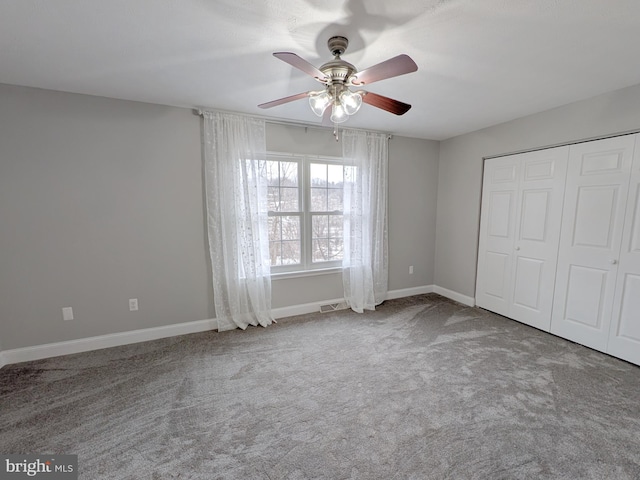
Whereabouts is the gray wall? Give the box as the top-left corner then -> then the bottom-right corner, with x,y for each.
388,135 -> 439,290
434,82 -> 640,299
0,84 -> 439,350
0,84 -> 210,349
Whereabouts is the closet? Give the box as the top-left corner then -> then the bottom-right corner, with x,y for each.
476,133 -> 640,366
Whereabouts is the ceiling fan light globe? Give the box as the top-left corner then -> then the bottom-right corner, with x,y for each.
330,103 -> 349,123
340,90 -> 362,116
309,91 -> 332,116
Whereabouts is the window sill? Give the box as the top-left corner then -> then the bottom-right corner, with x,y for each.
271,267 -> 342,280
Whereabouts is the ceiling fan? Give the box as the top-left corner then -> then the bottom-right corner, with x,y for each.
258,36 -> 418,125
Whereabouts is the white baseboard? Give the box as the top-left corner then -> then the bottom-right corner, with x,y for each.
433,285 -> 476,307
1,318 -> 216,367
0,284 -> 440,368
272,297 -> 346,319
386,285 -> 434,300
272,285 -> 436,319
272,285 -> 433,319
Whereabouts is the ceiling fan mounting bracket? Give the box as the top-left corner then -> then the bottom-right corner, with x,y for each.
327,36 -> 349,57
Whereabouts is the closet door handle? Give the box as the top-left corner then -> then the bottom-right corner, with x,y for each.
515,246 -> 521,251
610,259 -> 618,265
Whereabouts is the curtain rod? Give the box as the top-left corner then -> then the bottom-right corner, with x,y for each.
194,107 -> 394,139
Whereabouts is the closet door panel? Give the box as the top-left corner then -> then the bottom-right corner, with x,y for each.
476,158 -> 518,316
551,135 -> 635,352
509,147 -> 569,330
612,274 -> 640,335
512,257 -> 544,308
476,147 -> 568,331
608,137 -> 640,365
563,265 -> 609,327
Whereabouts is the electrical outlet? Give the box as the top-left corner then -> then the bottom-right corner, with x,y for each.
62,307 -> 74,321
409,265 -> 414,274
129,298 -> 139,311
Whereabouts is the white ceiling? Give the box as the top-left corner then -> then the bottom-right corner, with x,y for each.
2,0 -> 640,140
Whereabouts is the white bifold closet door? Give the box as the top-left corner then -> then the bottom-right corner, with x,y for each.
607,138 -> 640,365
550,134 -> 636,352
476,147 -> 569,331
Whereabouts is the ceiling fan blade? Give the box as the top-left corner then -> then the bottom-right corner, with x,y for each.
361,91 -> 412,115
273,52 -> 328,82
258,92 -> 310,109
350,54 -> 418,86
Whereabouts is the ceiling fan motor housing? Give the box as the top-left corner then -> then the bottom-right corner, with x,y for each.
320,59 -> 357,84
320,36 -> 357,85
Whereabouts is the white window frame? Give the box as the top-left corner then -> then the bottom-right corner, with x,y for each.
267,152 -> 346,275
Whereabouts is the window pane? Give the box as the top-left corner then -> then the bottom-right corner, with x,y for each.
269,241 -> 282,266
268,216 -> 281,243
281,216 -> 300,241
329,214 -> 343,237
280,161 -> 299,187
312,238 -> 329,262
329,237 -> 343,261
266,161 -> 280,186
280,187 -> 299,211
327,188 -> 342,211
268,216 -> 282,266
312,215 -> 329,239
281,240 -> 301,265
310,163 -> 327,187
268,186 -> 280,211
327,164 -> 344,187
311,188 -> 328,212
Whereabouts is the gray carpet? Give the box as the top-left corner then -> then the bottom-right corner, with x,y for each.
1,294 -> 639,479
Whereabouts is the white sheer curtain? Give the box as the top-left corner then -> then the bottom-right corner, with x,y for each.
202,111 -> 273,331
341,129 -> 389,313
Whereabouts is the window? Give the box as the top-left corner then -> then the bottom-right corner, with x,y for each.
266,153 -> 350,273
266,158 -> 301,267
